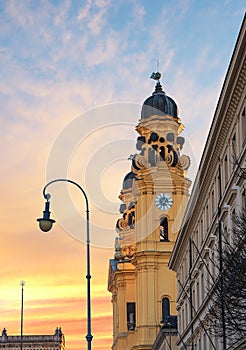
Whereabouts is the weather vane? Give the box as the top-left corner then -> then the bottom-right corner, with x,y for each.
150,60 -> 161,81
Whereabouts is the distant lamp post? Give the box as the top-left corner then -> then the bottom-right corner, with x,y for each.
37,179 -> 93,350
20,280 -> 25,350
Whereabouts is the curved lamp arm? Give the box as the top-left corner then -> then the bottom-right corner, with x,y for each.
36,178 -> 93,349
37,179 -> 89,232
42,178 -> 89,211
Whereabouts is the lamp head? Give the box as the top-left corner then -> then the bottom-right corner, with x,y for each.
37,217 -> 55,232
37,199 -> 55,232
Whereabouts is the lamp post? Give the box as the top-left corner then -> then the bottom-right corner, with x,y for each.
37,179 -> 93,349
20,280 -> 25,350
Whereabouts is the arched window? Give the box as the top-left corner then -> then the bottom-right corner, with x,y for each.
160,217 -> 168,241
161,297 -> 170,323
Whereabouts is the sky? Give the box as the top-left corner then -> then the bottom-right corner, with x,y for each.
0,1 -> 245,349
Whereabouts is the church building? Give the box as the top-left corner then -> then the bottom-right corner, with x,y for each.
108,73 -> 191,350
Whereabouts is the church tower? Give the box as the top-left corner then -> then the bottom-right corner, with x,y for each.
108,73 -> 191,350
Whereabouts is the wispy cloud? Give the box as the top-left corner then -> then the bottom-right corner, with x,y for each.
0,1 -> 245,349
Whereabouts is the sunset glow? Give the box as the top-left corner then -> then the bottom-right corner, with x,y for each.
1,1 -> 245,349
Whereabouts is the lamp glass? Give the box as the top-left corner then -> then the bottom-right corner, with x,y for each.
37,218 -> 55,232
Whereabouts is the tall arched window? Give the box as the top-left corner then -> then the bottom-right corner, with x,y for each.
160,217 -> 168,241
161,297 -> 170,323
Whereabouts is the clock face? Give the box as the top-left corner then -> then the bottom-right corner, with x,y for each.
155,193 -> 173,210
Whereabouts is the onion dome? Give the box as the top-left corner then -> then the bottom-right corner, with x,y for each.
141,81 -> 178,119
122,172 -> 136,190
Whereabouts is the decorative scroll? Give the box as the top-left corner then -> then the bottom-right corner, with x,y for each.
134,154 -> 150,169
177,154 -> 191,170
117,218 -> 129,231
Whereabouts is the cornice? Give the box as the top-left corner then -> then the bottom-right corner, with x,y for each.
136,114 -> 183,134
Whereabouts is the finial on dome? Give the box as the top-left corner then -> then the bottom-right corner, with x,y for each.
141,69 -> 178,119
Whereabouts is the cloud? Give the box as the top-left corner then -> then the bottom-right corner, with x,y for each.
77,1 -> 91,21
84,30 -> 120,66
4,0 -> 35,28
54,0 -> 71,27
0,2 -> 245,349
132,2 -> 146,27
77,0 -> 112,36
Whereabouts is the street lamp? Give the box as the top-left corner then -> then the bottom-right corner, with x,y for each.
20,280 -> 25,350
37,178 -> 93,349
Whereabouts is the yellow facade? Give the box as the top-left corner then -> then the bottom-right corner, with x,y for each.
108,77 -> 191,350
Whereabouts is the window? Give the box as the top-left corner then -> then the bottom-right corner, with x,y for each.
231,209 -> 236,234
232,132 -> 237,162
181,307 -> 184,332
211,190 -> 215,216
161,297 -> 170,323
224,154 -> 228,186
201,218 -> 204,243
196,228 -> 200,248
201,273 -> 204,300
197,281 -> 200,309
194,232 -> 198,259
211,251 -> 215,277
242,189 -> 246,210
206,204 -> 209,230
180,265 -> 184,285
239,107 -> 246,148
192,287 -> 195,310
185,302 -> 188,325
126,302 -> 136,331
160,217 -> 169,241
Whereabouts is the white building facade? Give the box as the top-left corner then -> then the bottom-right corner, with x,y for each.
169,15 -> 246,350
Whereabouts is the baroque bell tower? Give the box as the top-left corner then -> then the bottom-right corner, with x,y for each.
108,73 -> 191,350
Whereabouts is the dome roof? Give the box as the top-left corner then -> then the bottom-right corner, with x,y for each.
122,172 -> 136,190
141,81 -> 178,119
